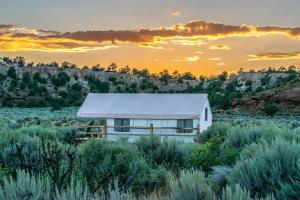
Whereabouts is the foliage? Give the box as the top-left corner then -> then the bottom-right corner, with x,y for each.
168,169 -> 216,200
264,103 -> 278,117
0,135 -> 44,176
51,72 -> 70,86
6,67 -> 17,79
223,124 -> 300,149
228,137 -> 300,199
0,170 -> 52,200
41,139 -> 77,192
221,185 -> 274,200
194,123 -> 231,143
188,136 -> 239,172
136,135 -> 190,172
79,140 -> 168,195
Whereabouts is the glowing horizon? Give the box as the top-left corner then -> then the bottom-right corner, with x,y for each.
1,0 -> 300,76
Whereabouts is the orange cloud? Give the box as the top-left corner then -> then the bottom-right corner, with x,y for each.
1,20 -> 300,52
248,51 -> 300,61
172,56 -> 200,62
210,45 -> 231,50
208,57 -> 222,60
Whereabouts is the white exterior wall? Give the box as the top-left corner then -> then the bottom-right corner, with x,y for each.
199,99 -> 213,132
106,118 -> 199,143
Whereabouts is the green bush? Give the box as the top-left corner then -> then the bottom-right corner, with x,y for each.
223,124 -> 300,149
194,123 -> 231,143
168,169 -> 216,200
55,181 -> 98,200
136,135 -> 190,172
6,67 -> 17,79
228,137 -> 300,199
58,127 -> 79,145
0,136 -> 44,175
51,72 -> 70,86
264,104 -> 278,117
221,185 -> 274,200
211,165 -> 232,192
79,140 -> 168,195
2,96 -> 14,107
0,170 -> 51,200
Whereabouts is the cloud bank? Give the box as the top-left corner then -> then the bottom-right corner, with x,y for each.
1,20 -> 300,52
249,51 -> 300,60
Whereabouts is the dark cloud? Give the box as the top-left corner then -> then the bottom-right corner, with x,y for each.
1,20 -> 300,51
0,24 -> 16,31
249,51 -> 300,60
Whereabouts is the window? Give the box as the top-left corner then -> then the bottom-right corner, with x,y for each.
177,119 -> 193,133
205,108 -> 208,121
114,118 -> 130,132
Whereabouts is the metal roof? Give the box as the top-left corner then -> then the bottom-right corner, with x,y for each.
77,93 -> 208,119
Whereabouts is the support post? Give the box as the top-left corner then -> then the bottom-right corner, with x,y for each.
150,123 -> 154,135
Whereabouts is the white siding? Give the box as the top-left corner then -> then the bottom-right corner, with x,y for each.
106,118 -> 199,143
199,99 -> 212,132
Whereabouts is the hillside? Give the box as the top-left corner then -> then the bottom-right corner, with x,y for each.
233,78 -> 300,114
0,57 -> 299,114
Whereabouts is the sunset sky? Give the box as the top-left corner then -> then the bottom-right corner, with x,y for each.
1,0 -> 300,75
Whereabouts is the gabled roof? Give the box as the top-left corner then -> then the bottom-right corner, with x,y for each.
77,93 -> 208,119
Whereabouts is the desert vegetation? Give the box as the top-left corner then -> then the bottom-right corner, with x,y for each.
0,108 -> 299,199
0,56 -> 299,114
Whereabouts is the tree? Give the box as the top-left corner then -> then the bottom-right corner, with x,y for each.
13,56 -> 25,67
264,103 -> 278,117
159,69 -> 172,84
7,67 -> 17,79
107,63 -> 118,72
119,65 -> 131,74
41,139 -> 76,193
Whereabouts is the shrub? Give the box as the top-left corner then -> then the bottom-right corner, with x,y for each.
79,140 -> 167,195
228,137 -> 300,199
194,123 -> 231,143
211,165 -> 232,192
221,185 -> 274,200
7,67 -> 17,79
188,140 -> 218,172
0,170 -> 51,200
264,104 -> 278,117
189,133 -> 240,172
55,181 -> 99,200
0,136 -> 44,175
2,96 -> 14,107
168,169 -> 216,200
51,72 -> 70,86
136,135 -> 190,172
58,127 -> 79,145
41,139 -> 77,192
223,124 -> 300,149
127,159 -> 168,195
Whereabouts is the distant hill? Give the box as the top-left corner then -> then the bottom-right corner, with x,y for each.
0,57 -> 299,114
233,78 -> 300,114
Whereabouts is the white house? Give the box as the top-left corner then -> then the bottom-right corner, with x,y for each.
77,93 -> 212,142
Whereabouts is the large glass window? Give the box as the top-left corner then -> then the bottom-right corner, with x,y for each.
114,118 -> 130,132
177,119 -> 193,133
205,108 -> 208,121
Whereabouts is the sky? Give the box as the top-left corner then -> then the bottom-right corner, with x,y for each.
1,0 -> 300,76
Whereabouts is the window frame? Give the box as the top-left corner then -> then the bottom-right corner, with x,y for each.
205,107 -> 208,121
114,118 -> 130,132
177,119 -> 193,133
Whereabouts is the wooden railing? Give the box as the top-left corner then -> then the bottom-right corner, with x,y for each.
77,124 -> 200,139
